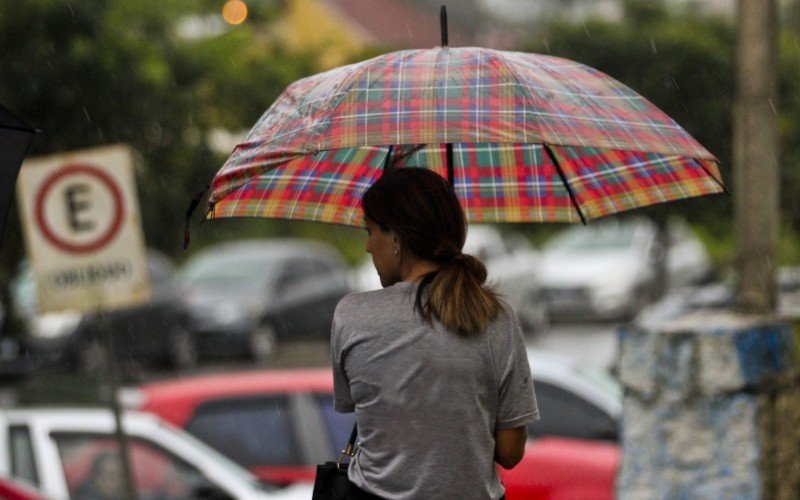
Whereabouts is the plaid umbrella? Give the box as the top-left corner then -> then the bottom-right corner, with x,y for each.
205,47 -> 724,228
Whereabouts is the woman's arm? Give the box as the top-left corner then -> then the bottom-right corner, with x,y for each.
494,426 -> 527,469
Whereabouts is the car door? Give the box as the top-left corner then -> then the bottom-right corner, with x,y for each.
527,381 -> 618,441
50,432 -> 232,500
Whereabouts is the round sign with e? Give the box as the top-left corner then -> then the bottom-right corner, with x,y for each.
35,164 -> 125,254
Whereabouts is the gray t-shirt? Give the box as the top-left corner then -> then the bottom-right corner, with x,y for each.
331,281 -> 539,500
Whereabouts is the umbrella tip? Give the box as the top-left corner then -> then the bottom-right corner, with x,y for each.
440,5 -> 448,47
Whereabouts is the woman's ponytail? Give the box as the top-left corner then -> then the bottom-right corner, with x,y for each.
417,253 -> 501,335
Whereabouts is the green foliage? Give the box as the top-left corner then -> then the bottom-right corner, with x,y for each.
0,0 -> 314,278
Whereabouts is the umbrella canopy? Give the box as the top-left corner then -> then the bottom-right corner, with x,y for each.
207,47 -> 724,227
0,104 -> 35,244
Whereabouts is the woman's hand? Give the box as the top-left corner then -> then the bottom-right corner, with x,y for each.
494,426 -> 527,469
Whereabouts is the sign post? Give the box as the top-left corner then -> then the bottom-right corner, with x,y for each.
17,144 -> 150,500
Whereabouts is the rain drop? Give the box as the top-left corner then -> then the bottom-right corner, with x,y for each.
82,107 -> 92,123
768,98 -> 777,115
650,39 -> 657,54
581,21 -> 590,37
543,39 -> 550,53
67,3 -> 75,17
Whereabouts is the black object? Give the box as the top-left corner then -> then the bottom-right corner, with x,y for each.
0,103 -> 35,246
440,5 -> 448,47
184,185 -> 209,250
312,424 -> 358,500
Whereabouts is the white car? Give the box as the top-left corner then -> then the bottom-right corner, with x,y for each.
350,224 -> 549,334
538,217 -> 710,321
0,408 -> 312,500
526,348 -> 621,441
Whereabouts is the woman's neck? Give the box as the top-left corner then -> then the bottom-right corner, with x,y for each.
400,258 -> 441,283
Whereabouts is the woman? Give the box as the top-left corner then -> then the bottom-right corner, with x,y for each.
332,168 -> 539,500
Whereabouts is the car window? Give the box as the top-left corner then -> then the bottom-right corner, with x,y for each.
278,261 -> 311,287
52,432 -> 222,500
315,394 -> 356,452
182,253 -> 277,290
185,396 -> 301,467
527,382 -> 618,441
546,223 -> 636,252
9,426 -> 39,487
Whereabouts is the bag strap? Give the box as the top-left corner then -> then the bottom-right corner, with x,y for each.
337,423 -> 358,468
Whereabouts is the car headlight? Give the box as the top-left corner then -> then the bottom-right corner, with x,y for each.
590,274 -> 636,310
30,311 -> 83,339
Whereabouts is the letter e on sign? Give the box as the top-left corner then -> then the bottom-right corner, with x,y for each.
17,144 -> 150,314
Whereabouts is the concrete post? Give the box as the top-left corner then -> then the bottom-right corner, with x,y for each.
617,311 -> 800,499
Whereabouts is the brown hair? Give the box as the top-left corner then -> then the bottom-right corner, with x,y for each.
362,167 -> 501,335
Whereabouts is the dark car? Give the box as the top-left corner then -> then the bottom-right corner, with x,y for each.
180,239 -> 352,361
10,251 -> 196,372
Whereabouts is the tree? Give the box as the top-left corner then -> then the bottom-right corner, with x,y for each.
0,0 -> 315,280
734,0 -> 780,312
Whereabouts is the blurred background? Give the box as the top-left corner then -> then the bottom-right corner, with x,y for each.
1,0 -> 799,498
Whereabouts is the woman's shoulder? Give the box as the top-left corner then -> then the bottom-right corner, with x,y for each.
334,283 -> 415,320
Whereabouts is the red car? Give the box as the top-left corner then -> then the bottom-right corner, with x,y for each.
0,476 -> 45,500
132,363 -> 619,498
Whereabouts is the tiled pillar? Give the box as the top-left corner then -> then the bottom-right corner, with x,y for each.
617,311 -> 800,499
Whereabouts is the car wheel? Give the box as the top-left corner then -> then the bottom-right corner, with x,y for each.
168,326 -> 198,371
78,335 -> 107,374
249,322 -> 278,363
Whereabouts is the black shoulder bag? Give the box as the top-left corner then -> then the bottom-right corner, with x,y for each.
312,423 -> 358,500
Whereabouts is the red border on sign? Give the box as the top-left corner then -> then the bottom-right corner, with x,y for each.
34,164 -> 125,254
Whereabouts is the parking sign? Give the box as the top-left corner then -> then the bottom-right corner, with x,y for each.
16,144 -> 150,313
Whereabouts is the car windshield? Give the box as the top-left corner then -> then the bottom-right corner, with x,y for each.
545,224 -> 636,253
182,254 -> 278,289
574,365 -> 623,401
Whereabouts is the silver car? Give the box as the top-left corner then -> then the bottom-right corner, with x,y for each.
538,217 -> 711,321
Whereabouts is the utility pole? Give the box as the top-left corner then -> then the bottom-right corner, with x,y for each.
734,0 -> 780,313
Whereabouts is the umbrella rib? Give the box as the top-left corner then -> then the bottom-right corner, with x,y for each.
383,145 -> 394,173
543,144 -> 587,225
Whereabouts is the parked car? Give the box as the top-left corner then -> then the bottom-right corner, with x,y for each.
0,476 -> 45,500
180,239 -> 352,361
538,217 -> 711,321
131,350 -> 622,497
497,349 -> 622,499
351,224 -> 549,334
778,266 -> 800,318
10,251 -> 196,372
0,408 -> 312,499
